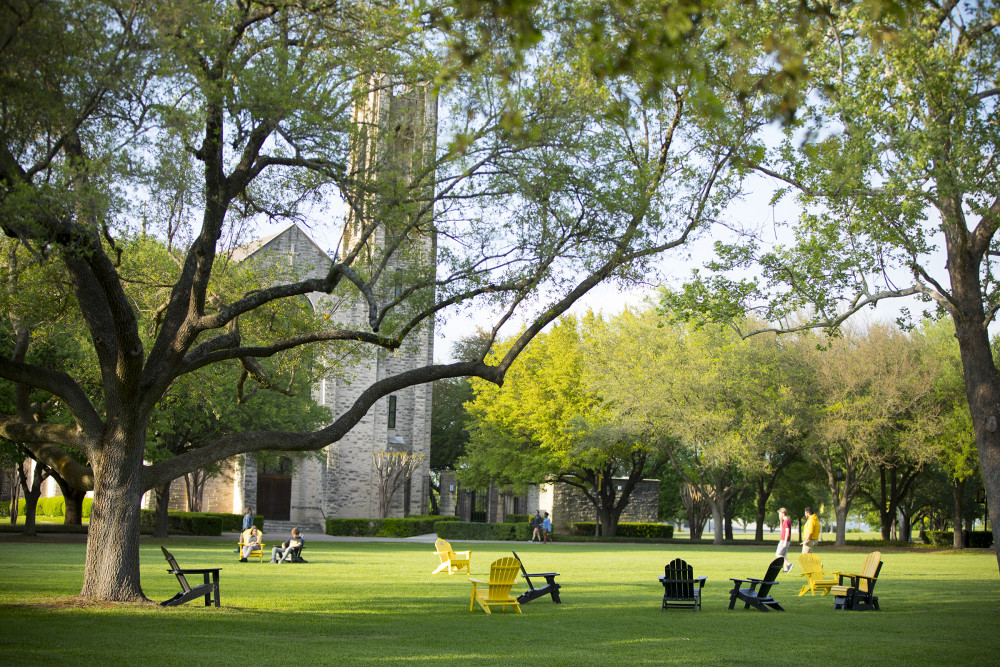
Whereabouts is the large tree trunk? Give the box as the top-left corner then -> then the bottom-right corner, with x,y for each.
833,499 -> 850,546
52,472 -> 87,525
16,459 -> 48,537
152,483 -> 171,539
80,432 -> 149,603
942,197 -> 1000,573
19,465 -> 43,537
952,478 -> 966,549
753,477 -> 768,541
708,491 -> 726,545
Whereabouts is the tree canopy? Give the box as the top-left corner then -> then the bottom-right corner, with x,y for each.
0,0 -> 766,600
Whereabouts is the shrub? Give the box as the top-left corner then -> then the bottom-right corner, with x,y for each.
568,522 -> 674,539
434,520 -> 529,541
326,516 -> 459,537
138,510 -> 225,535
924,530 -> 994,548
0,501 -> 26,517
506,514 -> 531,524
36,497 -> 66,517
971,530 -> 994,548
326,518 -> 381,537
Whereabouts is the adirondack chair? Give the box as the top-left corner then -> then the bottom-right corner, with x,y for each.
659,557 -> 707,611
512,551 -> 561,604
469,557 -> 522,614
797,553 -> 839,596
728,557 -> 785,612
831,551 -> 883,611
238,528 -> 264,562
160,546 -> 221,607
276,544 -> 307,564
432,538 -> 471,575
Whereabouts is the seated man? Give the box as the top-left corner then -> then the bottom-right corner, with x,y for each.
270,527 -> 305,564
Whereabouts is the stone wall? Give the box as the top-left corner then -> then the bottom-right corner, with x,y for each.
552,479 -> 660,534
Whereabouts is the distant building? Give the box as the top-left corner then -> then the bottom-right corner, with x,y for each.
438,471 -> 660,534
157,78 -> 438,529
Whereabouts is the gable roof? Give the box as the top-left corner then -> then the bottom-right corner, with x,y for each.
230,224 -> 333,264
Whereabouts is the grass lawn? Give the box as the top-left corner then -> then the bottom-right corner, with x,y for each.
1,537 -> 998,665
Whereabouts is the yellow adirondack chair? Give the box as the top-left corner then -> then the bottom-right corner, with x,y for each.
797,553 -> 839,596
432,538 -> 471,575
469,557 -> 522,614
831,551 -> 883,611
238,527 -> 265,562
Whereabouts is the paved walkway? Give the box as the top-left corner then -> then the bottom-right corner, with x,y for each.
216,531 -> 440,544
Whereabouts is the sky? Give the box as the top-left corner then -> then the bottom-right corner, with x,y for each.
251,164 -> 944,366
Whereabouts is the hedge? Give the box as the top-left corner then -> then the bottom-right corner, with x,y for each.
506,514 -> 531,524
138,510 -> 237,536
925,530 -> 994,548
1,497 -> 92,519
434,520 -> 532,541
326,515 -> 460,538
568,522 -> 675,539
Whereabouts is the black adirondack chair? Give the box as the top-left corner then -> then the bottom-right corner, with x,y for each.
728,557 -> 784,612
659,558 -> 707,611
277,544 -> 307,563
511,551 -> 561,604
285,545 -> 307,563
832,551 -> 883,611
160,546 -> 221,607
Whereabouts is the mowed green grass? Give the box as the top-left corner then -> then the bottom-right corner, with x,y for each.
1,538 -> 998,665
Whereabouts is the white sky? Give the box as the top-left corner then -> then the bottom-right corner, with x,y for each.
252,166 -> 943,365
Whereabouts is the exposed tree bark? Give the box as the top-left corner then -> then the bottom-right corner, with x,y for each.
16,457 -> 48,537
152,483 -> 171,539
53,474 -> 87,526
952,478 -> 967,549
859,462 -> 922,541
752,449 -> 799,541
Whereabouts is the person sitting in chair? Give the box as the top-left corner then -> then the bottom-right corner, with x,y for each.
271,527 -> 305,563
240,526 -> 261,562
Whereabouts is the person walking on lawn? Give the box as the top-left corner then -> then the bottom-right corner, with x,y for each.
802,507 -> 821,554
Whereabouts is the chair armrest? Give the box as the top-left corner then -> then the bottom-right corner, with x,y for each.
659,577 -> 705,586
523,572 -> 558,578
169,567 -> 222,575
453,551 -> 472,558
468,578 -> 488,585
744,577 -> 779,585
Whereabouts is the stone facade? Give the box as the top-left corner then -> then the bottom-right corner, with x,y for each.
439,471 -> 659,535
552,479 -> 660,533
181,78 -> 437,525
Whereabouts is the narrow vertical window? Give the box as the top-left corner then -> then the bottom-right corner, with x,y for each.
388,395 -> 397,429
394,268 -> 403,298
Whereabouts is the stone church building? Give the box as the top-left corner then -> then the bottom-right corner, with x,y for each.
152,79 -> 437,529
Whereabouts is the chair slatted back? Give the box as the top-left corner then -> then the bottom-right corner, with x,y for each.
799,553 -> 823,577
486,557 -> 521,601
756,557 -> 784,598
512,551 -> 534,590
161,546 -> 192,593
859,552 -> 881,594
435,538 -> 453,559
664,558 -> 694,599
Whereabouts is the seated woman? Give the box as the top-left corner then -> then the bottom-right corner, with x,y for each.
240,526 -> 261,562
271,527 -> 305,563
